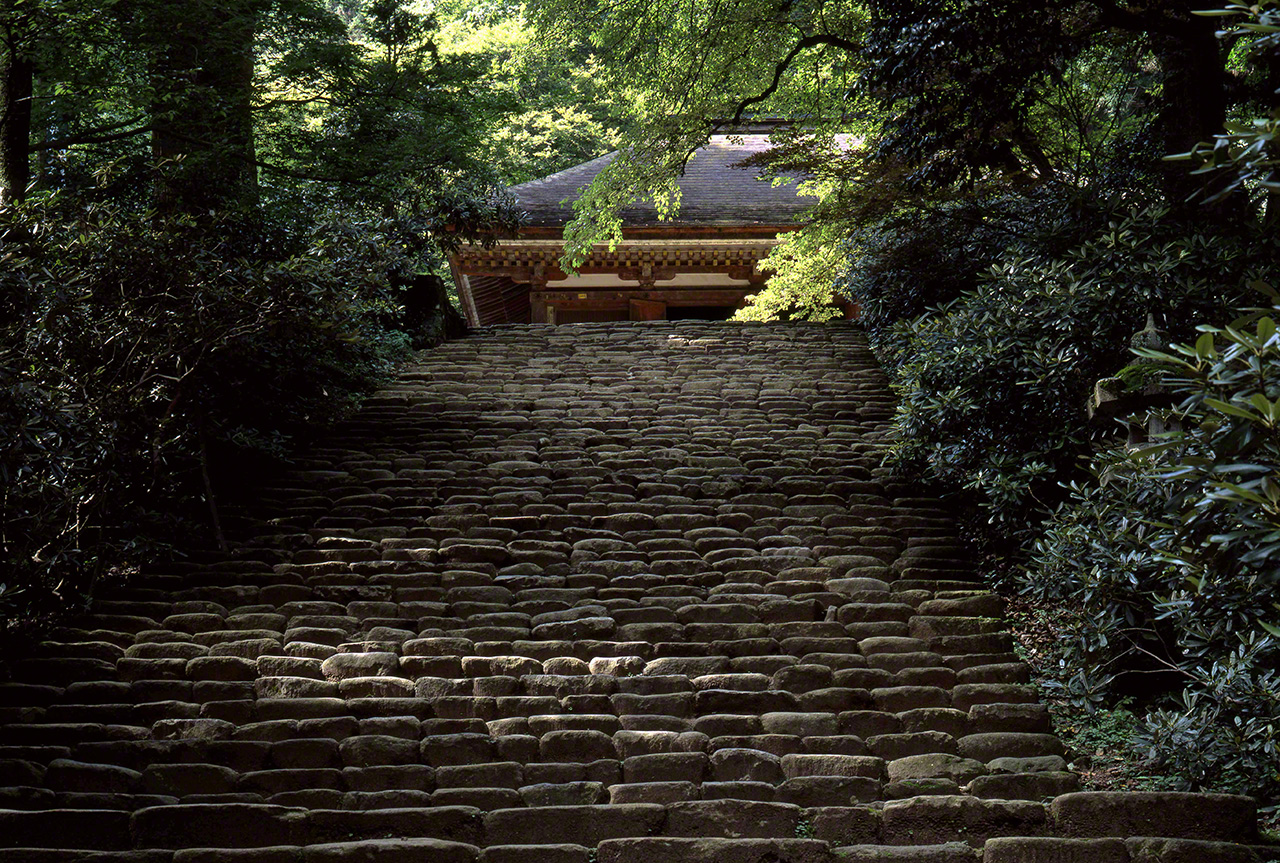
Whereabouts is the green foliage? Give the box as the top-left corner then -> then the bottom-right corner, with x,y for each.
880,207 -> 1276,552
734,133 -> 875,322
525,0 -> 869,265
0,197 -> 424,634
1170,0 -> 1280,217
840,192 -> 1086,337
1024,306 -> 1280,804
735,220 -> 846,323
254,0 -> 518,221
437,1 -> 624,185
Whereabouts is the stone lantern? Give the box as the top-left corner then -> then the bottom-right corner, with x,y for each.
1088,313 -> 1179,446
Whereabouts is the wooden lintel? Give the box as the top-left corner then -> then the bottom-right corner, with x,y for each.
507,225 -> 799,240
617,267 -> 678,283
546,300 -> 630,311
458,265 -> 568,284
534,289 -> 750,305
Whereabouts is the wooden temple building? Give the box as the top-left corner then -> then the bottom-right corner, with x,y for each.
448,134 -> 813,326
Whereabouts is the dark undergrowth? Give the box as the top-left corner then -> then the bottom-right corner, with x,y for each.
1005,594 -> 1280,837
0,199 -> 469,658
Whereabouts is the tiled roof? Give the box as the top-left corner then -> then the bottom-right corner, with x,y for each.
509,135 -> 812,228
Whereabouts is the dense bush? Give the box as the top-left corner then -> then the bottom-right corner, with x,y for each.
871,207 -> 1278,554
839,190 -> 1105,339
0,198 -> 437,637
1025,306 -> 1280,805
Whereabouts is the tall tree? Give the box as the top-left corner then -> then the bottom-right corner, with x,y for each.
144,0 -> 262,213
0,48 -> 32,206
1,4 -> 36,204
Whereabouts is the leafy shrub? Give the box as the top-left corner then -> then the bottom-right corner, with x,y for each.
1169,0 -> 1280,212
839,191 -> 1099,340
878,207 -> 1277,553
1026,305 -> 1280,805
0,198 -> 434,638
735,220 -> 848,323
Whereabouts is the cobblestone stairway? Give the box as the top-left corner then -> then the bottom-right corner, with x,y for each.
1,323 -> 1275,862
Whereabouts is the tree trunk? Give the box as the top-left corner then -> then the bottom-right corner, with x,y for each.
0,51 -> 32,205
1151,13 -> 1228,206
1263,50 -> 1280,227
149,0 -> 259,215
397,273 -> 470,349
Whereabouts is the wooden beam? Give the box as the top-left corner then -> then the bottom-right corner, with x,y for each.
544,300 -> 630,311
508,225 -> 799,240
617,267 -> 678,283
534,288 -> 751,305
454,244 -> 779,275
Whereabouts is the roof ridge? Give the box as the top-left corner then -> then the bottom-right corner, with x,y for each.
507,151 -> 620,194
507,135 -> 810,229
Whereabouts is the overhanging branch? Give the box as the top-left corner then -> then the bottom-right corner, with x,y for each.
730,33 -> 859,124
32,121 -> 150,152
1092,0 -> 1200,39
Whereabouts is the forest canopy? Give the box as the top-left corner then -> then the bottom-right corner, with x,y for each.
526,0 -> 1278,274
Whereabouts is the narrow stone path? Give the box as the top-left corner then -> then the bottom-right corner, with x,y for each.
0,323 -> 1272,862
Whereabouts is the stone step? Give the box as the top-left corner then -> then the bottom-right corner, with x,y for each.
0,840 -> 482,862
2,793 -> 1269,856
0,322 -> 1267,859
1048,792 -> 1258,843
983,835 -> 1280,862
595,837 -> 836,863
837,846 -> 979,862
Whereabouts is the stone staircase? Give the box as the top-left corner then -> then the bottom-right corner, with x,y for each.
0,322 -> 1274,862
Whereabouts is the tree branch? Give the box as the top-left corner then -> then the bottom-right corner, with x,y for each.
1092,0 -> 1200,39
32,122 -> 151,152
153,125 -> 380,187
729,33 -> 859,124
252,94 -> 333,110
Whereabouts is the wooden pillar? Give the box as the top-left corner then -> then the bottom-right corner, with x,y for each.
452,268 -> 481,328
531,297 -> 556,324
528,262 -> 555,324
630,262 -> 665,320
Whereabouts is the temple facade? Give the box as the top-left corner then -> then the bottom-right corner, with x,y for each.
449,134 -> 811,326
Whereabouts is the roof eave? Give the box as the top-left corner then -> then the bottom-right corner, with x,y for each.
498,223 -> 800,241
